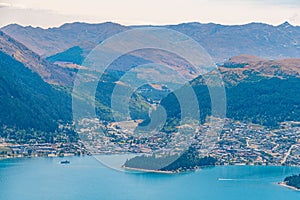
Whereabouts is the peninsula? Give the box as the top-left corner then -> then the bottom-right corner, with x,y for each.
123,147 -> 217,173
280,174 -> 300,191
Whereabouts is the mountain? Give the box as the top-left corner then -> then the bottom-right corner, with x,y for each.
1,20 -> 300,142
166,22 -> 300,62
1,21 -> 300,62
0,31 -> 79,143
1,22 -> 129,57
219,54 -> 300,85
0,31 -> 74,86
0,50 -> 72,139
160,56 -> 300,130
0,36 -> 150,143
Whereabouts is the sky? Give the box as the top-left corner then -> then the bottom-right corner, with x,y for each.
0,0 -> 300,28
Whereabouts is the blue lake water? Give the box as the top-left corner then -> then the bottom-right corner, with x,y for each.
1,156 -> 300,200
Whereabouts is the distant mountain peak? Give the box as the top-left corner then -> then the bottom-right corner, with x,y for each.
277,21 -> 293,28
1,23 -> 22,29
57,21 -> 124,29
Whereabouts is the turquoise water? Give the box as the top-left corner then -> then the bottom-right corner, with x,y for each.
1,156 -> 300,200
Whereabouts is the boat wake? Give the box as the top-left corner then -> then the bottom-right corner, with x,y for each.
218,178 -> 256,181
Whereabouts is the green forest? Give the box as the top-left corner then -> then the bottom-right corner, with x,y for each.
124,147 -> 217,172
284,174 -> 300,189
160,76 -> 300,132
0,51 -> 72,138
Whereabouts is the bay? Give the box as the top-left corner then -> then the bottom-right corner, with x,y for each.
0,156 -> 300,200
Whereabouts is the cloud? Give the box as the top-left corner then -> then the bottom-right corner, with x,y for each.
0,2 -> 28,9
0,2 -> 11,8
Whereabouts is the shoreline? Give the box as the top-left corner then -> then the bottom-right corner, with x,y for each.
122,166 -> 177,174
2,155 -> 300,167
278,182 -> 300,191
0,154 -> 85,161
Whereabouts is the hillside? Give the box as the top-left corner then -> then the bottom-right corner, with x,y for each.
0,50 -> 150,143
160,56 -> 300,130
220,55 -> 300,85
0,31 -> 74,86
46,46 -> 84,65
0,30 -> 150,138
0,50 -> 72,139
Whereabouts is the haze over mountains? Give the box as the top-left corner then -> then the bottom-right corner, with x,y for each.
1,21 -> 300,62
1,21 -> 300,141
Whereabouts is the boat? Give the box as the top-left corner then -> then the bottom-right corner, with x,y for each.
60,160 -> 70,164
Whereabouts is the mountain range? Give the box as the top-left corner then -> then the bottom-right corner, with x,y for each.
1,22 -> 128,57
1,21 -> 300,142
1,21 -> 300,62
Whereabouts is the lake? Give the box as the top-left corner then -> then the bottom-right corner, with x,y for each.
0,156 -> 300,200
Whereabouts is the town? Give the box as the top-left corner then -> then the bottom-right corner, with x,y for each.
1,118 -> 300,167
0,124 -> 86,159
